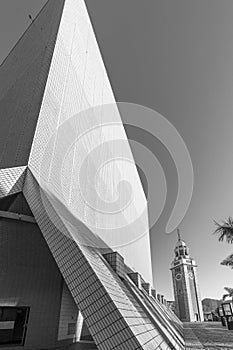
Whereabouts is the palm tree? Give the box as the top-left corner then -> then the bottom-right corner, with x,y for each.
214,217 -> 233,244
214,217 -> 233,268
214,220 -> 233,308
223,287 -> 233,302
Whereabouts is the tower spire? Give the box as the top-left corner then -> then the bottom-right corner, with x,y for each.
177,228 -> 181,241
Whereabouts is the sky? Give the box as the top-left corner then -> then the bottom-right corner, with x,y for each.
0,0 -> 233,300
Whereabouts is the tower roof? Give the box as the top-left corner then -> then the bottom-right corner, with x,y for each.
175,228 -> 187,247
174,228 -> 190,259
175,239 -> 187,247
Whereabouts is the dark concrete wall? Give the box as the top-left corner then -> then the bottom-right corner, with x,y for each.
0,217 -> 63,348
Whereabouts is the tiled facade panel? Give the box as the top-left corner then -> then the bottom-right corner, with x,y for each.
0,166 -> 26,198
0,0 -> 65,169
0,218 -> 63,349
24,172 -> 182,350
103,252 -> 125,278
23,171 -> 143,350
123,278 -> 184,350
57,281 -> 79,341
22,172 -> 186,350
28,0 -> 152,283
83,251 -> 182,349
77,249 -> 182,350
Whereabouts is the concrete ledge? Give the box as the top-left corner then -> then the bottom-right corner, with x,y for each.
142,283 -> 151,296
0,210 -> 36,223
128,272 -> 142,289
103,251 -> 125,278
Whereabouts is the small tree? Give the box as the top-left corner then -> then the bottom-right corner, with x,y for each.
223,287 -> 233,301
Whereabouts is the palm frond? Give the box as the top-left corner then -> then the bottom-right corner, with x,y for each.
222,287 -> 233,300
224,287 -> 233,296
213,217 -> 233,243
221,254 -> 233,268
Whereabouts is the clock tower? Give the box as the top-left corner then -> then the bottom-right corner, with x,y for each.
171,229 -> 204,322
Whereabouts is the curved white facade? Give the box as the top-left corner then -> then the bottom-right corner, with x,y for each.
28,0 -> 152,283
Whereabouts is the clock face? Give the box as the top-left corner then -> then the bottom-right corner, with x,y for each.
188,272 -> 194,279
175,273 -> 182,281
